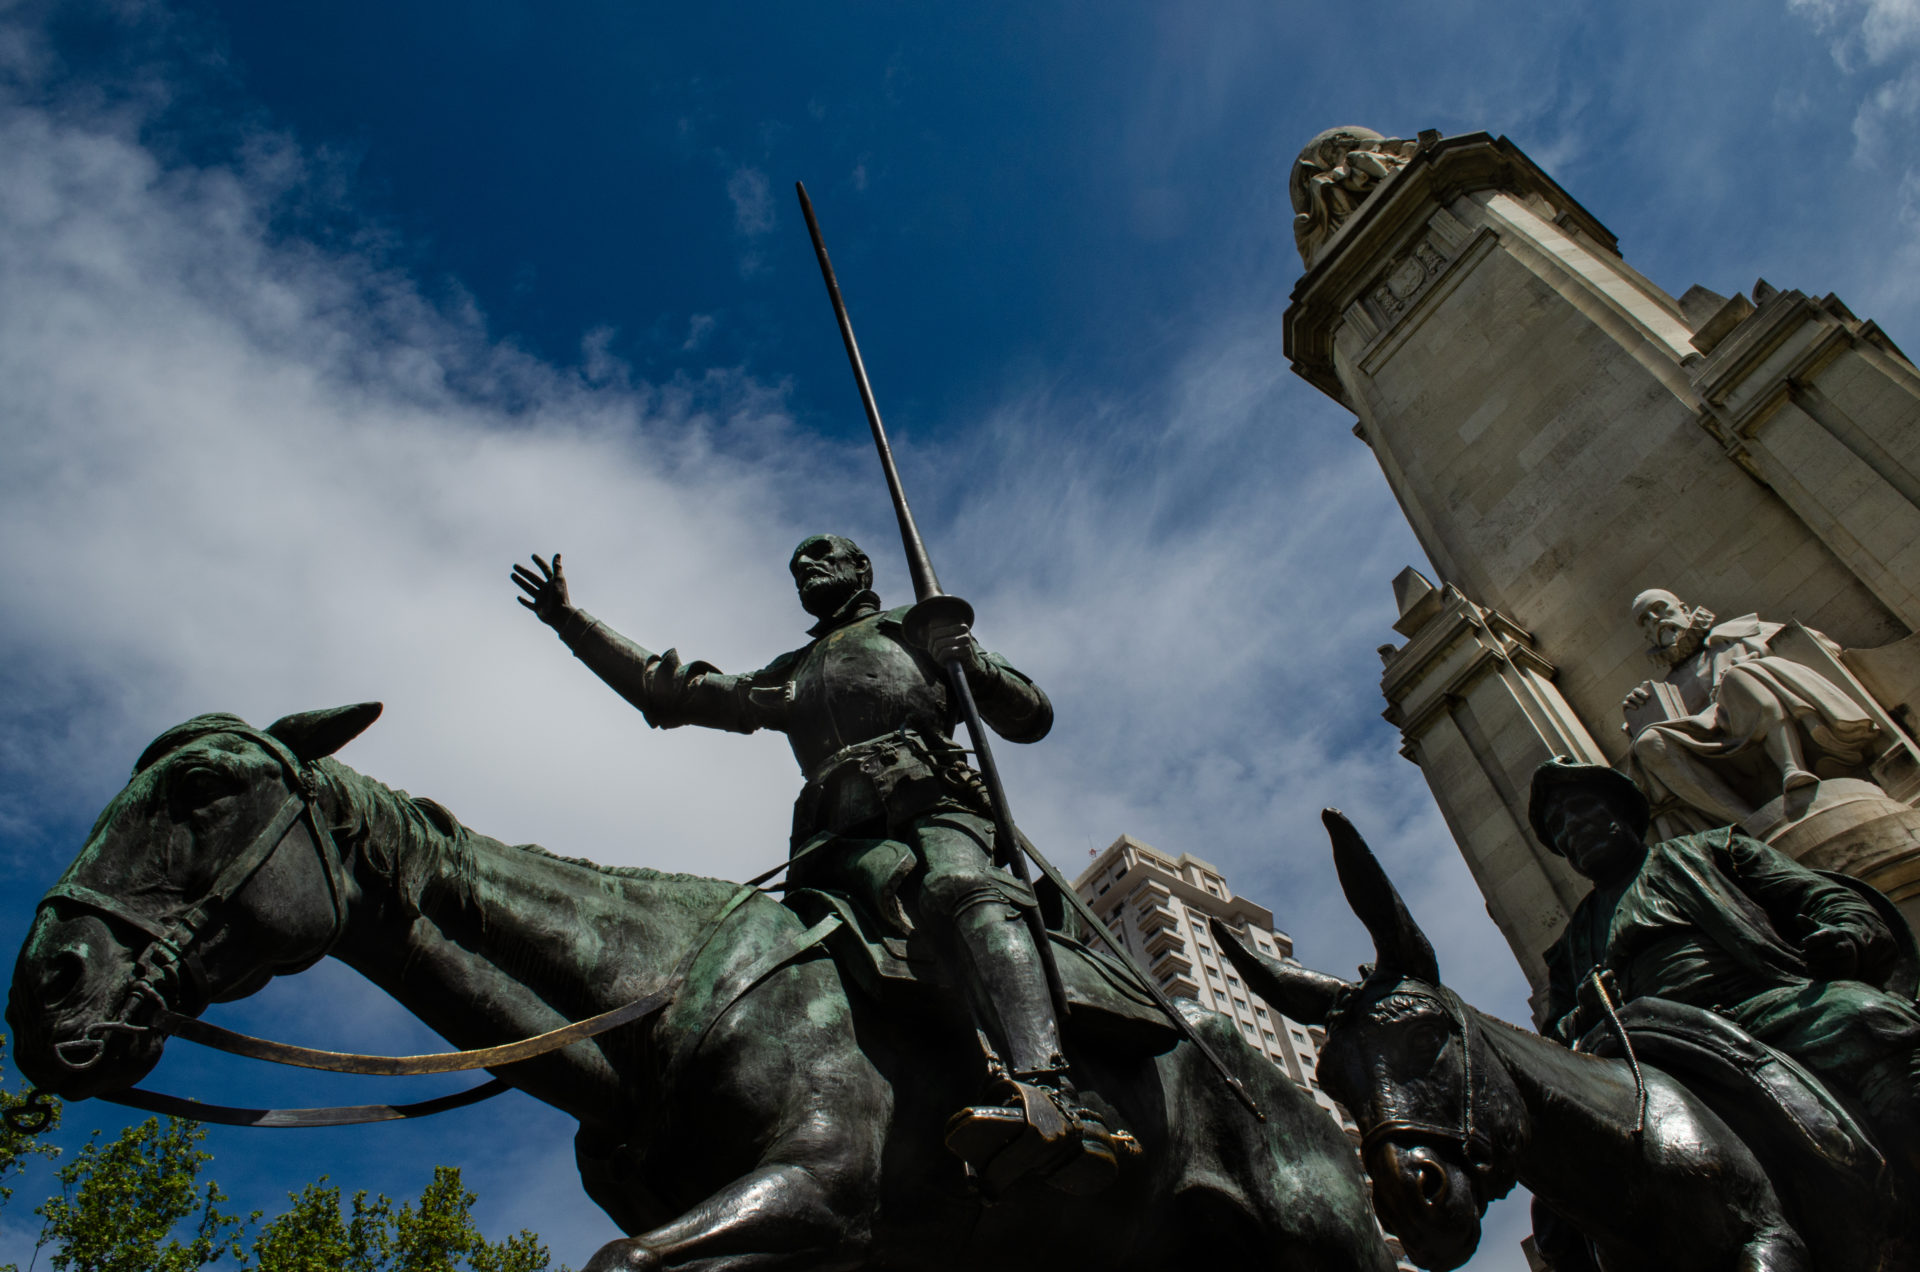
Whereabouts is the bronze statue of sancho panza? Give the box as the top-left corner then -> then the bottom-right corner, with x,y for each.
1531,758 -> 1920,1174
513,540 -> 1126,1194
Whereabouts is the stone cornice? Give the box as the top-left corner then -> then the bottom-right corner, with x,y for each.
1379,586 -> 1558,742
1284,132 -> 1621,404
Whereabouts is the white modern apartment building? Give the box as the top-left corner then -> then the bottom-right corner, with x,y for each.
1070,834 -> 1355,1135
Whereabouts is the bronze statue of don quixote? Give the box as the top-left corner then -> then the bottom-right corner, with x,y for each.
10,190 -> 1920,1272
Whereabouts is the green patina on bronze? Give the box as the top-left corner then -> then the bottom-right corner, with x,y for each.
10,702 -> 1396,1271
1521,757 -> 1920,1269
1210,806 -> 1920,1272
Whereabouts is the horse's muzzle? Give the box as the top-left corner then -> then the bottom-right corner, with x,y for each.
8,912 -> 165,1099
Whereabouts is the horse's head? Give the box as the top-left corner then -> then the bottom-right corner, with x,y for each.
8,703 -> 381,1099
1212,811 -> 1523,1272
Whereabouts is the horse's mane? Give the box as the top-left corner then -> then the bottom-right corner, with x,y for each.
314,757 -> 737,920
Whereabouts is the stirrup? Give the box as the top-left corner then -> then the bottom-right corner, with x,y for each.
943,1077 -> 1139,1198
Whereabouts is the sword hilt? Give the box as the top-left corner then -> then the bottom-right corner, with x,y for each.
904,594 -> 975,650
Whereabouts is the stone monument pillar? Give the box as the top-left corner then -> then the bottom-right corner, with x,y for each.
1376,568 -> 1594,1012
1285,127 -> 1920,998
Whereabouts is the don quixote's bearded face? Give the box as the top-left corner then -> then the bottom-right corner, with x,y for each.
790,535 -> 873,620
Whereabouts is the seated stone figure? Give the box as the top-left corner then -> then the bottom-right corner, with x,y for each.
1531,758 -> 1920,1180
1623,589 -> 1880,832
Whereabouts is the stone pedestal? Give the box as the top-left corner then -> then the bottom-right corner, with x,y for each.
1287,128 -> 1920,995
1746,778 -> 1920,932
1284,132 -> 1911,748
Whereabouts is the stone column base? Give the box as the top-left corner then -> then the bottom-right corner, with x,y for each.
1744,778 -> 1920,932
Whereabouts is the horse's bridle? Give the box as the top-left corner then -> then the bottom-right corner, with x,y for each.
14,723 -> 841,1131
1355,982 -> 1496,1175
38,725 -> 350,1072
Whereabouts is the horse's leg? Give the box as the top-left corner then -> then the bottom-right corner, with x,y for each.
581,1163 -> 863,1272
586,964 -> 886,1272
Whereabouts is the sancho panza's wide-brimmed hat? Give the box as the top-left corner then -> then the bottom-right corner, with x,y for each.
1528,757 -> 1651,851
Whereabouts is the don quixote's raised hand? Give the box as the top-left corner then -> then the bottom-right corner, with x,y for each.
512,553 -> 574,630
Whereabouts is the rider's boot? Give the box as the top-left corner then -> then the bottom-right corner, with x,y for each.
935,894 -> 1138,1197
1855,1050 -> 1920,1176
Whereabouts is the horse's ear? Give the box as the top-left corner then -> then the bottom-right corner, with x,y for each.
266,703 -> 384,763
1209,917 -> 1351,1024
1324,808 -> 1440,985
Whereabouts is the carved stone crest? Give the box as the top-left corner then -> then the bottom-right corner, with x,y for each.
1290,126 -> 1421,264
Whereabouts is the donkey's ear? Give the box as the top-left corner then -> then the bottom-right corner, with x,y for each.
1325,808 -> 1440,985
1209,917 -> 1351,1024
266,703 -> 384,763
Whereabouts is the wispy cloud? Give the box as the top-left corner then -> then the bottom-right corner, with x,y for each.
1789,0 -> 1920,153
681,312 -> 717,351
1786,0 -> 1920,328
1791,0 -> 1920,67
726,164 -> 775,236
0,11 -> 1542,1266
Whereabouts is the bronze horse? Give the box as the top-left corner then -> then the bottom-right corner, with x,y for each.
1212,809 -> 1911,1272
8,705 -> 1395,1272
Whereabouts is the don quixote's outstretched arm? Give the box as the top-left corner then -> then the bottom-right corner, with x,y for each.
512,553 -> 762,734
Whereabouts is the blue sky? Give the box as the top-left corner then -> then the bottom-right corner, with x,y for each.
2,0 -> 1918,1267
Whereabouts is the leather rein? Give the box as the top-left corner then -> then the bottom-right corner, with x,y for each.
15,727 -> 828,1132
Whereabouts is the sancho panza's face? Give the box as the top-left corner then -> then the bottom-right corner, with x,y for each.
1540,789 -> 1644,884
790,535 -> 873,620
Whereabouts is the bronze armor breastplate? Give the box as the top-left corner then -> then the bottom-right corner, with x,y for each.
785,610 -> 952,774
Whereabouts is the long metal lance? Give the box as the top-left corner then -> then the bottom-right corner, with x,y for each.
794,182 -> 1263,1121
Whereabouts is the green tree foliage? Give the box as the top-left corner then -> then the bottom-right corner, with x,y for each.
33,1117 -> 248,1272
249,1179 -> 390,1272
251,1167 -> 557,1272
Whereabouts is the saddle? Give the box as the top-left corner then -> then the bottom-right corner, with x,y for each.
785,887 -> 1178,1052
1578,996 -> 1893,1243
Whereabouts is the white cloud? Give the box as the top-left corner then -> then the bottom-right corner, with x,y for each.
1789,0 -> 1920,157
0,27 -> 1533,1270
681,312 -> 717,351
1792,0 -> 1920,65
1853,61 -> 1920,152
726,164 -> 775,237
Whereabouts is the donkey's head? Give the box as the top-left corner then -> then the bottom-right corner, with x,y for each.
7,704 -> 381,1099
1212,811 -> 1523,1271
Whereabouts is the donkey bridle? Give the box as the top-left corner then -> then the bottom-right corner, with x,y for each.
1356,983 -> 1497,1173
21,724 -> 836,1130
